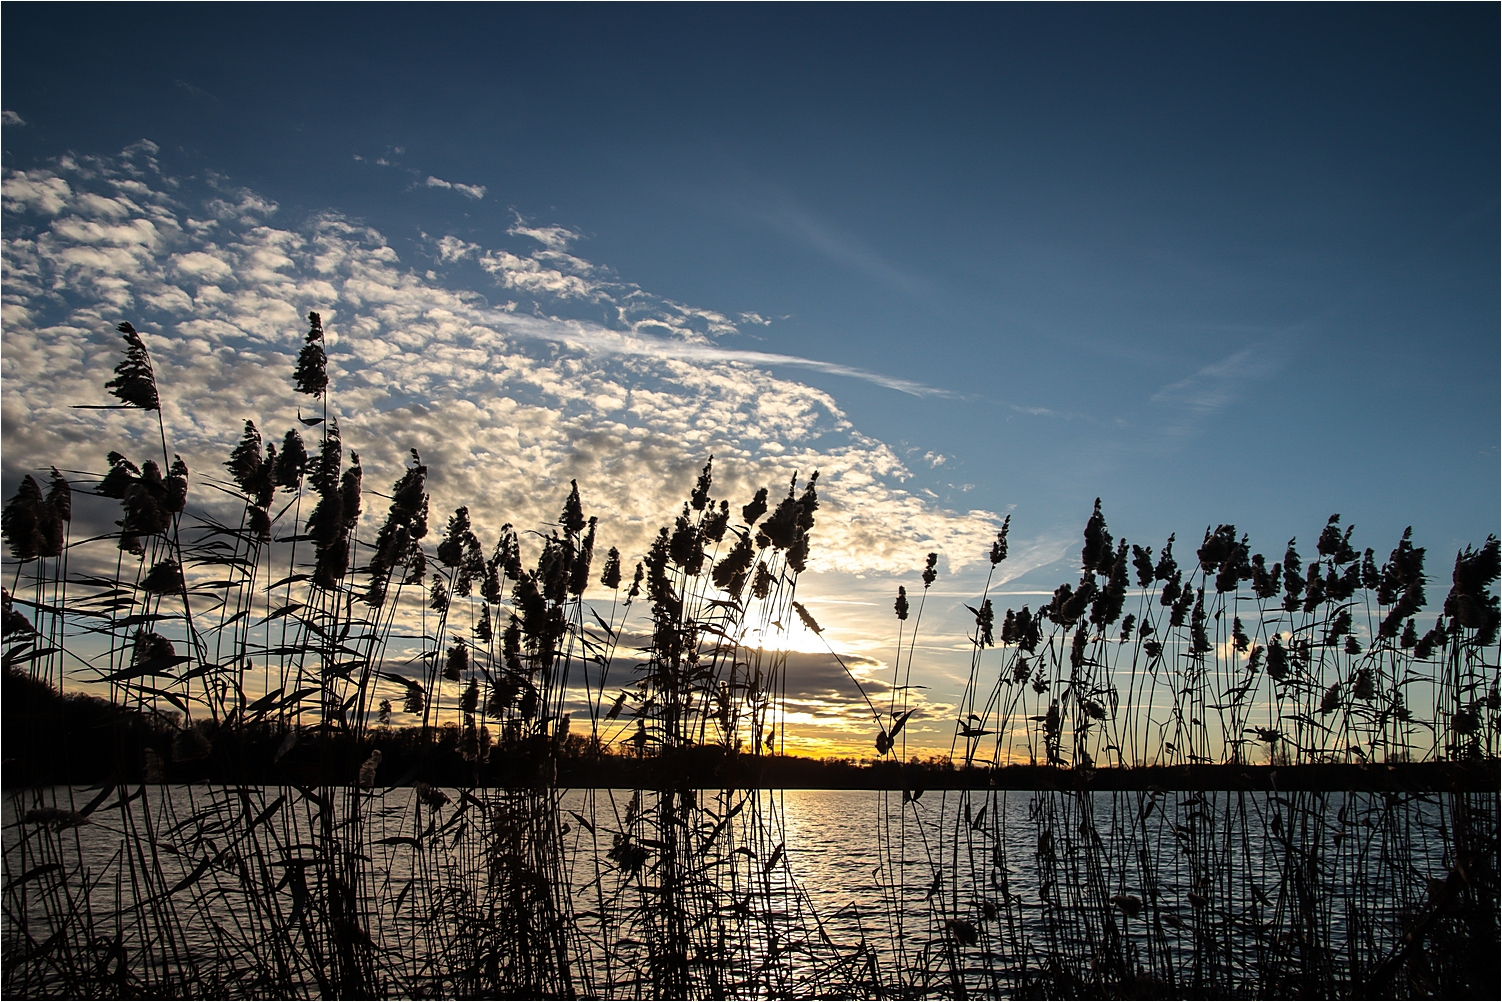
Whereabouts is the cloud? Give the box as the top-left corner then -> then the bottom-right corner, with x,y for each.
775,207 -> 925,289
507,221 -> 580,250
474,309 -> 956,398
424,175 -> 487,200
530,639 -> 896,752
2,110 -> 25,127
173,80 -> 216,102
760,200 -> 927,294
1150,346 -> 1279,414
2,171 -> 70,214
1,147 -> 1007,600
478,248 -> 600,300
203,182 -> 279,225
434,235 -> 480,262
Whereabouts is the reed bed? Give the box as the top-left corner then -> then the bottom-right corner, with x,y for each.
870,500 -> 1498,998
2,316 -> 1496,999
2,316 -> 872,998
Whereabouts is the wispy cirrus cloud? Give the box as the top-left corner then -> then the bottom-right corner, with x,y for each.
173,79 -> 217,102
1150,345 -> 1280,414
710,176 -> 928,294
762,200 -> 928,295
479,309 -> 956,398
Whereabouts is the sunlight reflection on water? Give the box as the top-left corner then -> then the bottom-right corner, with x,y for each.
4,784 -> 1458,997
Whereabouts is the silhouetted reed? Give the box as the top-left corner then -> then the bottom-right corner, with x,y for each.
870,498 -> 1498,998
3,314 -> 887,999
2,318 -> 1495,999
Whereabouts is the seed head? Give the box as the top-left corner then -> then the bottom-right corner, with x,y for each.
690,456 -> 713,511
752,560 -> 773,600
600,546 -> 623,590
702,500 -> 731,544
292,312 -> 329,397
274,429 -> 309,489
741,487 -> 769,526
2,589 -> 35,637
227,421 -> 265,494
570,517 -> 597,595
990,516 -> 1010,565
559,480 -> 586,536
105,323 -> 160,409
1132,544 -> 1154,588
1081,499 -> 1112,575
99,452 -> 140,499
626,562 -> 644,604
2,475 -> 47,561
713,532 -> 755,596
140,558 -> 185,595
793,600 -> 821,635
1154,534 -> 1178,582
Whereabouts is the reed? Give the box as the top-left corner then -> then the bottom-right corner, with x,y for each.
870,498 -> 1498,998
2,319 -> 1495,999
1,315 -> 875,999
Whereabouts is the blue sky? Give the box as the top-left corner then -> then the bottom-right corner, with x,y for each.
3,6 -> 1496,754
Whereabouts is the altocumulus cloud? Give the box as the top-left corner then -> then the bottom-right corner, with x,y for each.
1,143 -> 1006,580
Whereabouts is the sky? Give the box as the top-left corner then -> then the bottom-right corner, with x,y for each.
3,6 -> 1497,757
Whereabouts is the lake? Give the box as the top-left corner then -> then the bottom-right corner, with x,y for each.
5,782 -> 1484,998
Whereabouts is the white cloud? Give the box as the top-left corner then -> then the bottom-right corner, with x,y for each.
3,171 -> 71,215
434,235 -> 480,262
474,307 -> 954,397
478,248 -> 599,300
1,150 -> 1005,595
172,250 -> 234,282
205,188 -> 278,225
2,110 -> 25,127
424,175 -> 486,200
507,222 -> 579,250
